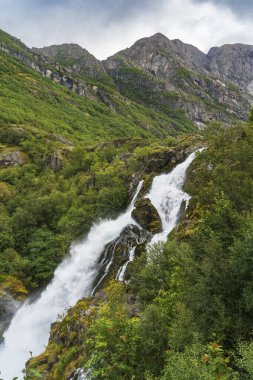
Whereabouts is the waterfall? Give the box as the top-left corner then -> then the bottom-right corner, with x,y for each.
0,182 -> 143,380
0,150 -> 199,380
116,247 -> 136,281
147,151 -> 198,243
115,151 -> 199,279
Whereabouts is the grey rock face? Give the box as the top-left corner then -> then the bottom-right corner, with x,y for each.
0,293 -> 20,341
44,151 -> 63,171
2,28 -> 253,128
91,224 -> 151,293
131,198 -> 162,234
109,33 -> 208,75
0,43 -> 91,98
33,44 -> 106,79
103,33 -> 253,126
207,44 -> 253,94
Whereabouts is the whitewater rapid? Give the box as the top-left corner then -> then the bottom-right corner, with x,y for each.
147,151 -> 197,243
115,151 -> 198,279
0,150 -> 199,380
0,182 -> 143,379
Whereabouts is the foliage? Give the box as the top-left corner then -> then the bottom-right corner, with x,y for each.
0,35 -> 200,292
84,282 -> 141,380
3,27 -> 253,379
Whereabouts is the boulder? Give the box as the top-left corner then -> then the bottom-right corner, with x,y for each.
0,150 -> 27,167
131,198 -> 162,234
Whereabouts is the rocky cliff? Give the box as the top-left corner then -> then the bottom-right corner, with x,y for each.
207,43 -> 253,94
33,43 -> 106,80
103,33 -> 253,127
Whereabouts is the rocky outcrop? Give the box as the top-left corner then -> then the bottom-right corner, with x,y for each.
0,42 -> 91,98
44,151 -> 63,171
0,150 -> 27,167
0,293 -> 19,341
143,139 -> 204,174
131,198 -> 162,234
91,224 -> 151,293
143,147 -> 191,173
33,43 -> 106,79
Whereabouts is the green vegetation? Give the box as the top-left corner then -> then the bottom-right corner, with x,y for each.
0,51 -> 182,144
0,126 -> 187,291
113,64 -> 196,133
249,107 -> 253,122
0,29 -> 28,54
0,34 -> 200,295
27,123 -> 253,379
2,27 -> 253,380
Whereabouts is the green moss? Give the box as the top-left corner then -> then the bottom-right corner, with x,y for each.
132,198 -> 162,234
0,274 -> 28,300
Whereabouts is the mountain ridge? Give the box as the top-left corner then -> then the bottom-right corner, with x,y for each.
36,32 -> 253,94
102,32 -> 253,127
2,28 -> 253,128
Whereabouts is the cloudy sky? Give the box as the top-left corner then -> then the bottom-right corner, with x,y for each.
0,0 -> 253,59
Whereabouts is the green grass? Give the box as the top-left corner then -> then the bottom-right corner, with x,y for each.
0,50 -> 188,144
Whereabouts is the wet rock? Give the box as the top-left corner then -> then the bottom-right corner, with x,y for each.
0,276 -> 26,340
131,198 -> 162,234
91,224 -> 151,293
143,146 -> 196,173
128,172 -> 143,198
0,293 -> 20,341
177,199 -> 187,223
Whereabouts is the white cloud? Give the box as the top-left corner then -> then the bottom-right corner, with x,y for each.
0,0 -> 253,59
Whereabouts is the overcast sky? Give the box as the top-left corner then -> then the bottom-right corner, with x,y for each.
0,0 -> 253,59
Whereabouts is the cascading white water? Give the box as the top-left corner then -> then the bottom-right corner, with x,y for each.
0,150 -> 199,380
146,151 -> 198,243
0,182 -> 143,380
116,247 -> 136,281
115,151 -> 199,281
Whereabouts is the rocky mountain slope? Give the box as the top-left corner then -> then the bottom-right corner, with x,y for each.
33,43 -> 106,80
35,33 -> 253,128
0,28 -> 200,341
103,33 -> 253,127
207,43 -> 253,93
3,29 -> 253,128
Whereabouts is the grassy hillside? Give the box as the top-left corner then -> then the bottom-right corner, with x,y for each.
0,51 -> 187,144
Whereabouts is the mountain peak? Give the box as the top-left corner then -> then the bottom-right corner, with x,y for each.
33,43 -> 94,60
151,32 -> 170,41
33,43 -> 105,78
